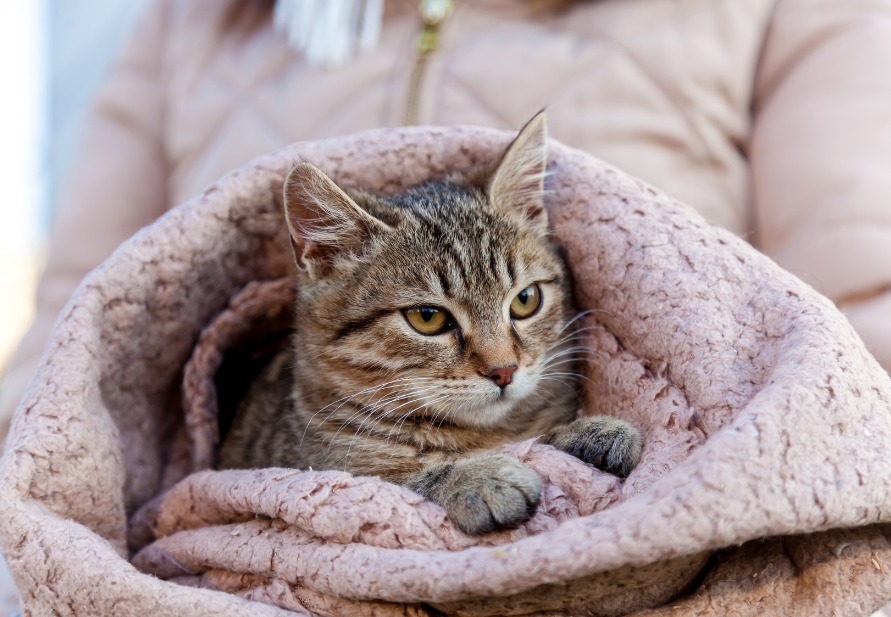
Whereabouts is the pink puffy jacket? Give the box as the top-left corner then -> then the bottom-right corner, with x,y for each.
3,0 -> 891,443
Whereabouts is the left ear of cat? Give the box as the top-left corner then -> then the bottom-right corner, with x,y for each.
282,162 -> 393,278
488,110 -> 550,232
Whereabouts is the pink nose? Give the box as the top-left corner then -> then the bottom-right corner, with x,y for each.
486,365 -> 518,388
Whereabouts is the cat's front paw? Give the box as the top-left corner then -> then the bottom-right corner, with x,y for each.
410,455 -> 541,535
443,455 -> 542,535
543,416 -> 642,477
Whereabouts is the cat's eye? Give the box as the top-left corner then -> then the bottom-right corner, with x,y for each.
404,306 -> 454,335
510,284 -> 541,319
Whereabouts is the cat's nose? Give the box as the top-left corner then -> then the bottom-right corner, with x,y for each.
485,365 -> 518,388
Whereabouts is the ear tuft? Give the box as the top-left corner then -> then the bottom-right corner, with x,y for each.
283,162 -> 391,277
488,111 -> 549,230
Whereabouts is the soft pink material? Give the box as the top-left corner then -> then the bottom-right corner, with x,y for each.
3,126 -> 891,616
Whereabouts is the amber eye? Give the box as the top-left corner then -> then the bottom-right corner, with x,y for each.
405,306 -> 453,335
510,284 -> 541,319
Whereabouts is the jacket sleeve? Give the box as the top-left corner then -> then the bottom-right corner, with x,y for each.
0,0 -> 168,444
750,0 -> 891,370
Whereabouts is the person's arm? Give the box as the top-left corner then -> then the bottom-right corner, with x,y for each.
750,0 -> 891,370
0,0 -> 169,444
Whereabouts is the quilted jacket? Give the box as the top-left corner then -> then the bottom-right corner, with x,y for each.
3,0 -> 891,442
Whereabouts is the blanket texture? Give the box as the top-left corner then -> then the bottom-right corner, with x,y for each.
2,126 -> 891,616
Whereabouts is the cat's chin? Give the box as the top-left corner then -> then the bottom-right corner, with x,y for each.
443,401 -> 515,429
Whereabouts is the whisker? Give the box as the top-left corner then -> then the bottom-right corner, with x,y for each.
557,309 -> 593,335
347,393 -> 451,467
300,376 -> 433,452
314,382 -> 442,462
542,325 -> 607,353
331,382 -> 446,458
385,410 -> 418,453
542,356 -> 606,372
325,383 -> 438,447
541,370 -> 600,388
538,375 -> 579,393
386,393 -> 447,450
541,346 -> 584,365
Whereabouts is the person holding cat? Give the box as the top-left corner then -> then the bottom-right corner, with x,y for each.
3,0 -> 891,458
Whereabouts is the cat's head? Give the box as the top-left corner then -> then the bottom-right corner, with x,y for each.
283,112 -> 578,428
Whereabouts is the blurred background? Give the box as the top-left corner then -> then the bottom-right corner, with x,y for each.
0,2 -> 149,614
0,0 -> 150,378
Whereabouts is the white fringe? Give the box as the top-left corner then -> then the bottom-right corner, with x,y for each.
274,0 -> 384,68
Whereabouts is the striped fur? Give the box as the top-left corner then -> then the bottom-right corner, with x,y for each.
221,113 -> 641,534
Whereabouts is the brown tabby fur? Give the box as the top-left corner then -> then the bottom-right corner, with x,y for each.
220,113 -> 642,535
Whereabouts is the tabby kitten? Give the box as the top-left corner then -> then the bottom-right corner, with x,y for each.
220,112 -> 642,535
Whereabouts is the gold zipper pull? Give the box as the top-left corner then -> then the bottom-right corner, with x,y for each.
404,0 -> 454,125
419,0 -> 453,26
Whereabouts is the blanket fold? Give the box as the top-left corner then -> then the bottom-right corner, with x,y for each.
2,126 -> 891,616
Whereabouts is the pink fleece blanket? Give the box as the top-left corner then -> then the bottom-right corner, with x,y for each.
2,126 -> 891,616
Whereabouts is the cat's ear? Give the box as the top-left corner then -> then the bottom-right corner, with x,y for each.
283,162 -> 392,277
488,111 -> 549,231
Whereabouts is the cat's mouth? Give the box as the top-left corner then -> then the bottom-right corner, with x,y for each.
496,370 -> 537,402
433,372 -> 541,427
357,370 -> 543,429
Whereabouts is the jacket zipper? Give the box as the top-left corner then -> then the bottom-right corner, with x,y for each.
404,0 -> 454,125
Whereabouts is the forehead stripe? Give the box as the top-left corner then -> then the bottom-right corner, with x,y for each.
446,243 -> 472,289
488,250 -> 499,280
506,252 -> 517,285
436,269 -> 451,296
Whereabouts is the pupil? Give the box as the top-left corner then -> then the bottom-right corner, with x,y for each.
518,290 -> 529,304
422,308 -> 434,322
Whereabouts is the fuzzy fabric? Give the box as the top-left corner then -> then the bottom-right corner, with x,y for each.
2,126 -> 891,616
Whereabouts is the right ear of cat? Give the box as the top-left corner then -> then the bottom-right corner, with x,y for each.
282,162 -> 393,277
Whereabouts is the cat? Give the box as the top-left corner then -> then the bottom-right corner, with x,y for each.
219,112 -> 642,535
